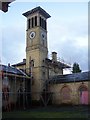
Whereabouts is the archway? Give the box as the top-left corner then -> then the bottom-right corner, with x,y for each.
78,85 -> 88,105
60,86 -> 72,104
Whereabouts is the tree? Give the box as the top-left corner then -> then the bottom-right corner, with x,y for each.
72,62 -> 82,73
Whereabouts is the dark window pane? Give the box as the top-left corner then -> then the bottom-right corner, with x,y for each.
30,19 -> 31,28
28,19 -> 30,29
30,19 -> 31,29
40,17 -> 46,30
45,21 -> 47,30
41,19 -> 44,28
35,16 -> 37,26
31,60 -> 34,67
32,17 -> 34,28
40,17 -> 41,27
44,20 -> 45,29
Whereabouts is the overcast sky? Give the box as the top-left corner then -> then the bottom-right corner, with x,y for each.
0,1 -> 88,73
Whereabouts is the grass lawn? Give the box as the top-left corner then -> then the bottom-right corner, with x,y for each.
2,111 -> 88,118
2,106 -> 89,118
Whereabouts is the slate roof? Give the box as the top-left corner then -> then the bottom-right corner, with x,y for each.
47,71 -> 90,84
12,61 -> 26,67
0,64 -> 27,76
23,6 -> 51,18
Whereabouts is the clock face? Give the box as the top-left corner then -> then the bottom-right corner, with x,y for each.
30,31 -> 36,39
41,32 -> 46,40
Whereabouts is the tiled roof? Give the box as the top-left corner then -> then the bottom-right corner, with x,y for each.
23,6 -> 51,18
47,71 -> 90,84
0,64 -> 27,76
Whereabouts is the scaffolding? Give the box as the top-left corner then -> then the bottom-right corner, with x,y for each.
1,64 -> 30,111
1,63 -> 89,112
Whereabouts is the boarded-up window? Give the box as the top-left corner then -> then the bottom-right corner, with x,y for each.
78,86 -> 88,105
61,86 -> 71,103
81,91 -> 88,104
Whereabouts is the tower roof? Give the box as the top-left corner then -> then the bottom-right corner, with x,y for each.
23,6 -> 51,18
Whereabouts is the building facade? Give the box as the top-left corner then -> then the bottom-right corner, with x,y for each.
47,72 -> 90,105
12,6 -> 89,105
13,6 -> 70,101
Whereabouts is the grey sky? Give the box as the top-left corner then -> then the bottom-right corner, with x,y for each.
1,2 -> 88,72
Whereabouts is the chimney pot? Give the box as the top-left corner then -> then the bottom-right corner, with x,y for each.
52,52 -> 57,62
23,59 -> 26,62
8,63 -> 10,67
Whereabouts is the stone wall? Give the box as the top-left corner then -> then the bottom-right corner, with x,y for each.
49,81 -> 89,105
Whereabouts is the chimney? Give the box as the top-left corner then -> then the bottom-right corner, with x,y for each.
52,52 -> 57,62
8,63 -> 10,67
23,59 -> 26,62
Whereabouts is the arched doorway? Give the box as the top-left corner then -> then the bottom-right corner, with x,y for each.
78,85 -> 88,105
60,86 -> 72,104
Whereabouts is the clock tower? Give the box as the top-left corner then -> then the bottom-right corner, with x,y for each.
23,6 -> 51,100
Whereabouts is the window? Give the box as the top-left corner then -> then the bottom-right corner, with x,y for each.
31,60 -> 34,67
45,20 -> 46,30
39,17 -> 47,30
33,17 -> 35,27
28,16 -> 37,29
43,20 -> 45,30
35,16 -> 37,26
28,19 -> 30,29
42,18 -> 44,29
32,17 -> 34,28
40,17 -> 42,27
